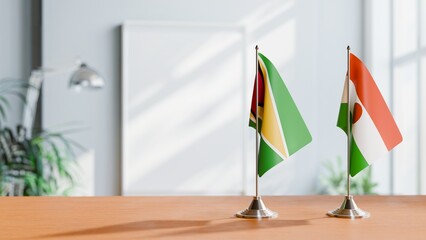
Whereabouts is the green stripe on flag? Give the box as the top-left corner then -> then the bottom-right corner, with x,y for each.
258,53 -> 312,155
249,120 -> 256,128
337,103 -> 348,134
350,137 -> 369,177
249,119 -> 262,133
337,99 -> 368,177
258,138 -> 283,177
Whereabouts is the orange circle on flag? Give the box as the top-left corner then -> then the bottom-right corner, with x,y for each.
353,103 -> 363,124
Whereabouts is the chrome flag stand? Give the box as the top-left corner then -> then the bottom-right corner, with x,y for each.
326,46 -> 369,219
236,196 -> 277,219
236,45 -> 277,219
327,195 -> 369,218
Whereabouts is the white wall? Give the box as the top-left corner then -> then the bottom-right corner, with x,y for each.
316,1 -> 364,192
0,0 -> 31,127
365,0 -> 426,195
43,0 -> 363,195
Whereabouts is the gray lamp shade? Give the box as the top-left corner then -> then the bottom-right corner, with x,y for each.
69,63 -> 104,90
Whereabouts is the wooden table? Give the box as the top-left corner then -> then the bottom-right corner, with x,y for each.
1,196 -> 425,239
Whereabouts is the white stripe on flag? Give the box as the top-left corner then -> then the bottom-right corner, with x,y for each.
340,75 -> 349,104
350,81 -> 388,164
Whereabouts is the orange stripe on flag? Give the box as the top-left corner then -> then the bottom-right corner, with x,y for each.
350,53 -> 403,150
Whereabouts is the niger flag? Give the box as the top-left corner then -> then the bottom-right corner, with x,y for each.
250,53 -> 312,177
337,53 -> 403,177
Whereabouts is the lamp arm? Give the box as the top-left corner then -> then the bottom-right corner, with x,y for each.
22,60 -> 103,135
21,71 -> 43,136
35,61 -> 81,77
22,61 -> 80,135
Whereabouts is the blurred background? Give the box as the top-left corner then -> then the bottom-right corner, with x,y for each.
0,0 -> 424,196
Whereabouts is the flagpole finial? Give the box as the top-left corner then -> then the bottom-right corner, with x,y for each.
347,45 -> 351,51
255,45 -> 259,50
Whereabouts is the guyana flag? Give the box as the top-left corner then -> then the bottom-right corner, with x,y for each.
249,53 -> 312,177
337,53 -> 403,177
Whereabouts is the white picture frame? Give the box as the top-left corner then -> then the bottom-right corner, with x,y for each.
121,21 -> 249,195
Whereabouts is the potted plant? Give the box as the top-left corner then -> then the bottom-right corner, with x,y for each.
0,79 -> 80,196
317,156 -> 378,195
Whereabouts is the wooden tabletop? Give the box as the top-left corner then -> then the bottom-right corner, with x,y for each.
1,196 -> 425,240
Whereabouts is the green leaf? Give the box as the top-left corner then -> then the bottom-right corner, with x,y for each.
0,96 -> 11,108
0,123 -> 80,196
0,105 -> 6,122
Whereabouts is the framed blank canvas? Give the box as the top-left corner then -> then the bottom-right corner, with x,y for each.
121,21 -> 248,195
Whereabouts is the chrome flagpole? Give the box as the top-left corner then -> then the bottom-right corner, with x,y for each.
327,46 -> 369,219
256,45 -> 260,199
236,45 -> 277,219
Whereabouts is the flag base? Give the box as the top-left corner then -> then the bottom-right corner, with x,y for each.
326,195 -> 370,219
236,196 -> 278,219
